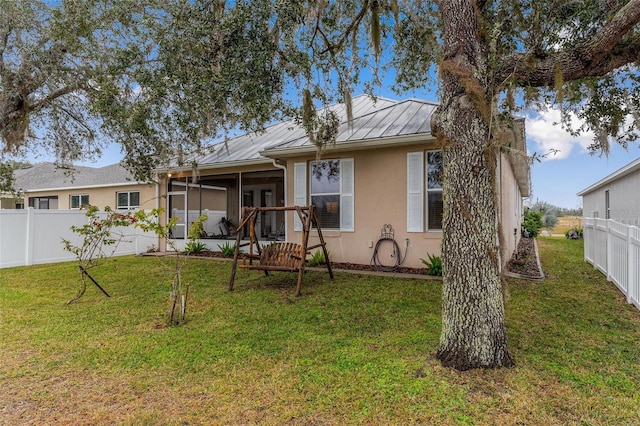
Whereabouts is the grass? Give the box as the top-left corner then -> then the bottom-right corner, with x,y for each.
1,239 -> 639,425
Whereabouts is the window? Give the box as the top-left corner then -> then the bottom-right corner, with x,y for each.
310,160 -> 341,229
605,190 -> 610,219
407,150 -> 443,232
294,159 -> 354,231
426,151 -> 443,230
28,196 -> 58,209
117,191 -> 140,209
70,194 -> 90,209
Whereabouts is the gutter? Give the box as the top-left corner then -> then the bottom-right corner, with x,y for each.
21,181 -> 150,193
260,134 -> 435,158
154,158 -> 274,174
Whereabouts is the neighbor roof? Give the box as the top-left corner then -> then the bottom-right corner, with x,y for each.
577,157 -> 640,196
13,162 -> 138,192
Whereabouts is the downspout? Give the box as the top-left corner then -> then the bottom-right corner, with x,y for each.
272,158 -> 288,241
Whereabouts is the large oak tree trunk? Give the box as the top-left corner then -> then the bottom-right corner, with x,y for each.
433,0 -> 514,370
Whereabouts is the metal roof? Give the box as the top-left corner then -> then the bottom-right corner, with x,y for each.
186,95 -> 436,167
13,162 -> 139,192
263,98 -> 437,156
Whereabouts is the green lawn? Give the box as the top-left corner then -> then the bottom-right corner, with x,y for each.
1,238 -> 638,425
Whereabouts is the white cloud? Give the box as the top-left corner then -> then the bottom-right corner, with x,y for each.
525,108 -> 594,160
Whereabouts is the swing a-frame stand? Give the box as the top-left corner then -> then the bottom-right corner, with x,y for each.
228,205 -> 334,296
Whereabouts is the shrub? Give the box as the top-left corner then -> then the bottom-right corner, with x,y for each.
218,242 -> 239,257
187,214 -> 208,240
184,240 -> 207,255
421,253 -> 443,276
565,227 -> 583,240
183,215 -> 208,254
308,250 -> 329,266
529,200 -> 560,231
522,210 -> 544,237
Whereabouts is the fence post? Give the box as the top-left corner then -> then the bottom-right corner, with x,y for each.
628,225 -> 633,304
25,207 -> 35,266
606,220 -> 612,281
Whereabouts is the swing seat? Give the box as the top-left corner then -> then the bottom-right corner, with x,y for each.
240,242 -> 305,272
229,205 -> 333,297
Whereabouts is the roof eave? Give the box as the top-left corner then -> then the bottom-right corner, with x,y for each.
155,158 -> 275,174
577,157 -> 640,196
260,133 -> 435,158
21,181 -> 152,193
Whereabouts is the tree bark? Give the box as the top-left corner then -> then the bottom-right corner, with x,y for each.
433,0 -> 513,370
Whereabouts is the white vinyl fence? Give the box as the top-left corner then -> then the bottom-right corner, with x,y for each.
0,208 -> 158,269
583,217 -> 640,311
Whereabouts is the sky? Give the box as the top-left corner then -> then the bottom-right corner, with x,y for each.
20,85 -> 640,210
5,3 -> 639,211
525,108 -> 640,209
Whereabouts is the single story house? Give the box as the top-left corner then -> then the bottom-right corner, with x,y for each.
157,95 -> 531,269
5,162 -> 157,212
0,191 -> 22,209
578,157 -> 640,225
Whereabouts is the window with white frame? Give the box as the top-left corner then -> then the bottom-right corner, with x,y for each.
407,150 -> 443,232
426,151 -> 444,230
293,158 -> 354,231
117,191 -> 140,209
70,194 -> 89,209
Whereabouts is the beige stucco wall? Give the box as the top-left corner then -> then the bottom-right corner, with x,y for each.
24,183 -> 157,210
284,144 -> 524,269
284,142 -> 443,269
159,149 -> 525,269
1,197 -> 21,209
497,152 -> 523,266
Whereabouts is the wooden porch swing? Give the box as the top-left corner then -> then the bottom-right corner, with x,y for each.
228,205 -> 333,296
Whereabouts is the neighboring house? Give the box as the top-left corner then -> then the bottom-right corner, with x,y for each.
578,157 -> 640,225
157,95 -> 530,269
7,162 -> 157,211
0,191 -> 23,209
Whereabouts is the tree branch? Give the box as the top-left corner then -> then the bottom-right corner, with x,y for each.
588,0 -> 640,65
29,83 -> 82,112
500,35 -> 640,87
496,0 -> 640,87
319,0 -> 370,55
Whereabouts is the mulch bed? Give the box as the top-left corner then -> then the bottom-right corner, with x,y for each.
506,237 -> 543,278
188,237 -> 542,278
328,262 -> 429,275
187,250 -> 430,275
